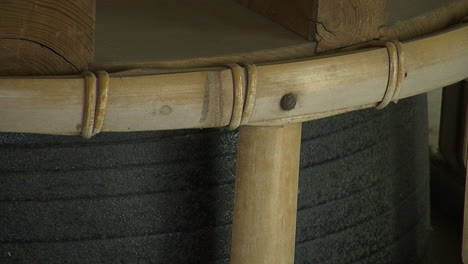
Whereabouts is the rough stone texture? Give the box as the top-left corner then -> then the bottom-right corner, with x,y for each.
0,95 -> 429,263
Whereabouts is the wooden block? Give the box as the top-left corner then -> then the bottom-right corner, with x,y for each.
314,0 -> 389,51
0,0 -> 95,75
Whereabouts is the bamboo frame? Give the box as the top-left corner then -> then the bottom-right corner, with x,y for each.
0,23 -> 466,135
0,3 -> 467,263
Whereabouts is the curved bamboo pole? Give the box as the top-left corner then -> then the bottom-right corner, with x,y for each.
0,23 -> 467,135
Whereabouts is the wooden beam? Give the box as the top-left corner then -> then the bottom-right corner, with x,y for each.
230,124 -> 302,264
0,0 -> 96,75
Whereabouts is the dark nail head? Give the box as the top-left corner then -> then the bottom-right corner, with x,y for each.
280,93 -> 297,111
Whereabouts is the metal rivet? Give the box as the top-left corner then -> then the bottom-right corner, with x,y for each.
280,93 -> 297,111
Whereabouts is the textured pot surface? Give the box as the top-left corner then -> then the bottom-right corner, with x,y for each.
0,95 -> 429,263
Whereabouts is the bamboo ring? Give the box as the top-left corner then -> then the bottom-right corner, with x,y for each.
81,71 -> 110,138
93,71 -> 110,136
240,64 -> 257,126
81,72 -> 97,138
391,40 -> 405,104
228,64 -> 258,129
374,40 -> 405,110
228,64 -> 246,130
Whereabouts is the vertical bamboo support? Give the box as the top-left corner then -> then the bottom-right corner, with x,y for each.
464,161 -> 468,263
230,123 -> 302,264
230,1 -> 387,262
461,79 -> 468,263
463,159 -> 468,263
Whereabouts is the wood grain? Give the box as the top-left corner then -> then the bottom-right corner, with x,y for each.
0,0 -> 95,75
313,0 -> 389,52
230,124 -> 302,264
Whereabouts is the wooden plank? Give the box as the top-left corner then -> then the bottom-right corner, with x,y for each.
235,0 -> 388,52
236,0 -> 467,52
230,124 -> 302,264
92,0 -> 315,71
0,0 -> 95,75
234,0 -> 315,40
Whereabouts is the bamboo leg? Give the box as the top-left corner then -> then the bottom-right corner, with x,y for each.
462,79 -> 468,263
230,123 -> 302,264
464,162 -> 468,263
